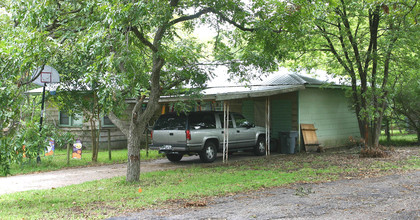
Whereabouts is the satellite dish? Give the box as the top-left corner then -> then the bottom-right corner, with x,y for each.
32,65 -> 60,87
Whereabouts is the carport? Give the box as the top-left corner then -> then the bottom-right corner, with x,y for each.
209,84 -> 304,162
157,72 -> 360,162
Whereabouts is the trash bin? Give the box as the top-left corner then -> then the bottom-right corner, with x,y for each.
279,131 -> 298,154
278,132 -> 288,153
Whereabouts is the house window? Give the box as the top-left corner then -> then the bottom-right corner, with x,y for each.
59,112 -> 83,127
102,116 -> 115,127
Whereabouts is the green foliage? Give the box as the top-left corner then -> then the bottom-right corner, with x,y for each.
392,75 -> 420,142
0,138 -> 12,176
0,121 -> 74,176
283,0 -> 420,146
0,83 -> 24,137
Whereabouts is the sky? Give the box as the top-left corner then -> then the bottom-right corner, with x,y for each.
192,25 -> 338,88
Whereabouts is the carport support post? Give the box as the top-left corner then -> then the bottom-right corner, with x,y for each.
223,102 -> 226,163
266,97 -> 271,156
223,101 -> 230,163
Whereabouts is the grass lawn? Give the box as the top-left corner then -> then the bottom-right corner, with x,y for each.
8,149 -> 164,176
379,132 -> 418,146
0,147 -> 419,219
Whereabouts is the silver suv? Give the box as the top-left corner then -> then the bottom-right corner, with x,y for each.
150,111 -> 266,163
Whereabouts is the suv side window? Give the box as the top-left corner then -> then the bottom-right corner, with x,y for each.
233,113 -> 248,128
219,113 -> 234,128
153,113 -> 187,130
189,112 -> 216,129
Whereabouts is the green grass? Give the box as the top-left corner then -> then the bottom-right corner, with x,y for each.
9,149 -> 164,176
379,133 -> 418,146
1,149 -> 419,219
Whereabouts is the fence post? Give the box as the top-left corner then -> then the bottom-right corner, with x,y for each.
108,129 -> 111,160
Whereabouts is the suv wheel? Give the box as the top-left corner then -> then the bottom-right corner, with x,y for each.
166,154 -> 183,162
200,141 -> 217,163
254,136 -> 266,156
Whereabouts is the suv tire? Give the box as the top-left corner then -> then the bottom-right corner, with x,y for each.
200,141 -> 217,163
166,154 -> 183,162
254,136 -> 266,156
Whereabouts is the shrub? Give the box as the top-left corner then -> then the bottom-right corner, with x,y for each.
0,121 -> 74,176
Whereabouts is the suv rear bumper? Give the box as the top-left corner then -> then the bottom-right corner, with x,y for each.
150,143 -> 204,154
149,144 -> 188,153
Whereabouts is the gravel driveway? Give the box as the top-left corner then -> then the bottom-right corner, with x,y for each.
0,152 -> 262,195
110,170 -> 420,220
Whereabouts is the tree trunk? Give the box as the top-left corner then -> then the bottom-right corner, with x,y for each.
126,123 -> 142,182
385,118 -> 391,142
91,92 -> 100,162
90,118 -> 98,162
108,93 -> 160,182
417,130 -> 420,144
125,102 -> 156,182
96,109 -> 101,160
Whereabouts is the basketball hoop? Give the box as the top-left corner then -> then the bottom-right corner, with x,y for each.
32,65 -> 60,86
46,82 -> 60,95
31,65 -> 61,164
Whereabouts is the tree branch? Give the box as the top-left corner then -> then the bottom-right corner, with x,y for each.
133,95 -> 147,124
209,8 -> 256,32
108,111 -> 130,137
131,26 -> 158,53
18,64 -> 45,87
169,7 -> 213,26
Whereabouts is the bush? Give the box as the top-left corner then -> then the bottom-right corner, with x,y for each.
0,121 -> 74,176
0,138 -> 12,176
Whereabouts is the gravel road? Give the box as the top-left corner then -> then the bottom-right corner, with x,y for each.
110,171 -> 420,220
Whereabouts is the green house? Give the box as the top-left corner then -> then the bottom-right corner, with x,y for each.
158,72 -> 361,151
27,71 -> 360,152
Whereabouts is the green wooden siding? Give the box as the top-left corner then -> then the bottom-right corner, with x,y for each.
270,99 -> 292,138
241,100 -> 255,123
299,88 -> 360,147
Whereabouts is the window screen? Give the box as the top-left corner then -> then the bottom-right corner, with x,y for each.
59,112 -> 70,125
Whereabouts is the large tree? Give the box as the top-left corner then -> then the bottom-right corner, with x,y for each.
292,0 -> 419,148
5,0 -> 299,182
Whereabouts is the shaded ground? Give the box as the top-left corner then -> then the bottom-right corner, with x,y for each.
112,170 -> 420,220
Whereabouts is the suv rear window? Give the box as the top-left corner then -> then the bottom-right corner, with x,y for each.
153,113 -> 187,130
188,112 -> 216,129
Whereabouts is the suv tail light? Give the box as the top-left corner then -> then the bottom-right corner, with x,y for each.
150,130 -> 153,141
186,130 -> 191,140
